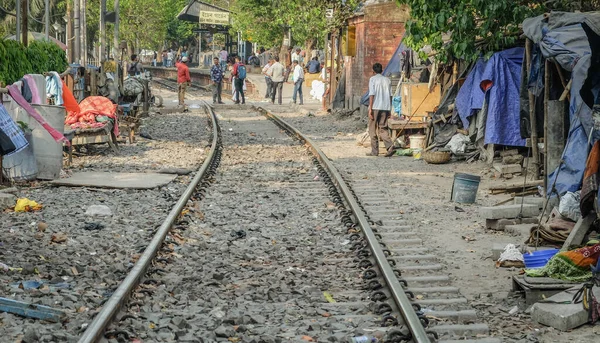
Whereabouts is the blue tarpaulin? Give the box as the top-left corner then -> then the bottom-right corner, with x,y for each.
456,59 -> 487,128
480,48 -> 527,147
456,48 -> 526,147
523,12 -> 600,195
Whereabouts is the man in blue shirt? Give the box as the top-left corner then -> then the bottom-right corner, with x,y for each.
211,57 -> 225,104
307,57 -> 321,74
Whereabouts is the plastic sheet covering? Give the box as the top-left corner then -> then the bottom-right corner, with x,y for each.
523,12 -> 600,195
456,59 -> 487,128
0,103 -> 29,156
480,47 -> 526,146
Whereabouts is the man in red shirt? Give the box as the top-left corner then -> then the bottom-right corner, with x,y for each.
176,56 -> 191,107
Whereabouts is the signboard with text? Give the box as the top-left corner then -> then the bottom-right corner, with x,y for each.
199,11 -> 230,25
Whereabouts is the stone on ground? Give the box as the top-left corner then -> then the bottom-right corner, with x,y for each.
505,224 -> 534,238
531,285 -> 600,331
493,163 -> 523,175
0,193 -> 17,209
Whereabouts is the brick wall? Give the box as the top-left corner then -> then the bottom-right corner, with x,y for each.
344,2 -> 408,108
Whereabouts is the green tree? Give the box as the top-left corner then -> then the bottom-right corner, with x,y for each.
396,0 -> 600,62
230,0 -> 359,49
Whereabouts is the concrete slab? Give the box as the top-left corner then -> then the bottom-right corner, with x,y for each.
502,154 -> 524,165
480,204 -> 539,220
500,149 -> 519,157
0,193 -> 17,209
486,217 -> 538,231
493,163 -> 523,175
531,285 -> 600,331
562,214 -> 595,251
51,172 -> 177,189
505,224 -> 534,238
514,196 -> 545,210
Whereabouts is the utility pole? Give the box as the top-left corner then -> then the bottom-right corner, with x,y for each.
44,0 -> 49,40
16,0 -> 21,41
81,0 -> 87,66
100,0 -> 106,62
66,1 -> 73,62
74,0 -> 80,63
21,0 -> 28,45
114,0 -> 119,59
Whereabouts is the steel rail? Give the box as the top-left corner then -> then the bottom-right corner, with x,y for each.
77,101 -> 220,343
259,108 -> 431,343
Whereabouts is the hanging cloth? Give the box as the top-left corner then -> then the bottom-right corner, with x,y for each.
23,75 -> 42,104
45,72 -> 64,105
7,85 -> 68,144
61,83 -> 80,114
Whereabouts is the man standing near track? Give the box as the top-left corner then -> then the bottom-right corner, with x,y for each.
262,58 -> 274,101
367,62 -> 395,157
267,56 -> 285,105
176,56 -> 191,107
232,56 -> 246,105
211,57 -> 225,104
292,60 -> 304,105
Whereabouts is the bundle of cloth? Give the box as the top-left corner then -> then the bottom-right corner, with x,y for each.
526,243 -> 600,282
65,96 -> 119,136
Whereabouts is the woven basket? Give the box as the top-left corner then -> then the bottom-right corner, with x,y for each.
422,151 -> 451,164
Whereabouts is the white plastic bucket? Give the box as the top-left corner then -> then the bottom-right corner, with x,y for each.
409,135 -> 426,149
13,105 -> 65,180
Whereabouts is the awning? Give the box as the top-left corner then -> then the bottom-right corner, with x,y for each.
177,0 -> 230,24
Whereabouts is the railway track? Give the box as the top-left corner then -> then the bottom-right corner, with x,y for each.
71,104 -> 498,342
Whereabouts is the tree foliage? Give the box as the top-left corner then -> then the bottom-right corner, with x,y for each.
396,0 -> 600,62
231,0 -> 359,48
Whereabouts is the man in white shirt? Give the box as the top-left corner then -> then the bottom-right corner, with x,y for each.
292,60 -> 305,105
367,62 -> 394,157
291,48 -> 301,66
262,58 -> 273,100
267,56 -> 285,104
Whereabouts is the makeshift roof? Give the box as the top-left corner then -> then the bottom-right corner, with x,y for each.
177,0 -> 230,23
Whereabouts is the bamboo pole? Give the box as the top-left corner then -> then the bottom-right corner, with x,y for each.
21,0 -> 28,46
544,58 -> 551,193
100,0 -> 106,62
525,39 -> 540,180
73,0 -> 80,63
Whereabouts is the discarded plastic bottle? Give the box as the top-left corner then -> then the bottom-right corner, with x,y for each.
349,336 -> 378,343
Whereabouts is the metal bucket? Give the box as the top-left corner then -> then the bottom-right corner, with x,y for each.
451,173 -> 481,204
2,131 -> 38,182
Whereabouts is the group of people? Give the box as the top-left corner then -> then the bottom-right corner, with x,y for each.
159,47 -> 190,68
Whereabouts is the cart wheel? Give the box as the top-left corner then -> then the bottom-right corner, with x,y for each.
152,95 -> 163,108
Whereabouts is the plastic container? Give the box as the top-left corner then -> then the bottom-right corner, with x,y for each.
413,148 -> 423,160
409,134 -> 426,149
524,249 -> 560,269
451,173 -> 481,204
2,131 -> 38,182
14,105 -> 65,180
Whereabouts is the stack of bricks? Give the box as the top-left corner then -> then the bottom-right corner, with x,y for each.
492,149 -> 525,179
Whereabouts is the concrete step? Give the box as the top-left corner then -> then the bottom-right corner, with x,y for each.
480,204 -> 540,219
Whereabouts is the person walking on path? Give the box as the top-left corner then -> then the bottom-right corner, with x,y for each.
292,60 -> 304,105
167,49 -> 174,67
211,57 -> 225,104
267,56 -> 285,104
176,56 -> 191,107
232,56 -> 246,105
262,58 -> 274,101
366,62 -> 395,157
219,47 -> 228,71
